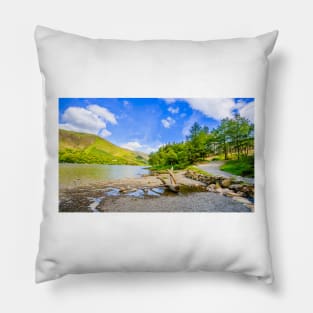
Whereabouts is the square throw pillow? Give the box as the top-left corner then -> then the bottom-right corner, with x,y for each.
35,26 -> 278,283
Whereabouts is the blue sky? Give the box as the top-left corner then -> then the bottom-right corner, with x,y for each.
59,98 -> 254,154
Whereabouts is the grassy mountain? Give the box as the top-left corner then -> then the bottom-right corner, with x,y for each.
59,129 -> 148,165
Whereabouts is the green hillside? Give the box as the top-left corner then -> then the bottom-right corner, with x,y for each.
59,129 -> 148,165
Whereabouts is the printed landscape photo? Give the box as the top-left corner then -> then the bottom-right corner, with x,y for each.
59,98 -> 255,212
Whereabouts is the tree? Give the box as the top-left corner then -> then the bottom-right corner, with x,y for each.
215,118 -> 231,160
226,114 -> 253,160
186,122 -> 202,140
166,148 -> 178,166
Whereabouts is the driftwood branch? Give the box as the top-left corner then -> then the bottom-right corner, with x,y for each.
167,168 -> 177,185
157,176 -> 167,185
156,168 -> 180,193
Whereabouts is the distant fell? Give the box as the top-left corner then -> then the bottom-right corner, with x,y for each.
59,129 -> 148,165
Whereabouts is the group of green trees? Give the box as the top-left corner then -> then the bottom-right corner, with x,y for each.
148,114 -> 254,170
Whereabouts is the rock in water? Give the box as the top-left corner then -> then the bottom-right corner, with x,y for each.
126,189 -> 145,198
152,187 -> 164,194
146,189 -> 160,197
105,188 -> 120,196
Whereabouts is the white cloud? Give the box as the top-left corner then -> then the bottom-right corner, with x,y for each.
238,101 -> 254,122
141,144 -> 163,154
87,104 -> 117,124
182,114 -> 199,137
164,98 -> 176,104
184,98 -> 236,120
142,147 -> 157,154
168,106 -> 179,114
59,105 -> 117,138
59,123 -> 83,133
161,116 -> 175,128
121,141 -> 143,151
61,107 -> 106,134
99,128 -> 112,137
121,141 -> 162,154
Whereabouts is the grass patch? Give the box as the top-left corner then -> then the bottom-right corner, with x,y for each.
210,155 -> 224,161
149,163 -> 189,172
149,164 -> 212,176
220,156 -> 254,177
186,165 -> 212,177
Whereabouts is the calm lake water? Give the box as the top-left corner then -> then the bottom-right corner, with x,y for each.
59,163 -> 150,188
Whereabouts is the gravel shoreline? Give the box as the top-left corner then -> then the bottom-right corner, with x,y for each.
97,192 -> 251,212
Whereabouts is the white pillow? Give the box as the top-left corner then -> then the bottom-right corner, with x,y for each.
35,25 -> 278,283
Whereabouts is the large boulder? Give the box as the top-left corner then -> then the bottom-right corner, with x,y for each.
225,191 -> 238,197
221,179 -> 232,188
229,184 -> 243,191
232,196 -> 252,205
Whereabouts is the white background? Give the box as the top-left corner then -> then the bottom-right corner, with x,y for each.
0,0 -> 312,312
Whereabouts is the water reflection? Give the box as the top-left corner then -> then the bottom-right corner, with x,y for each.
59,163 -> 150,188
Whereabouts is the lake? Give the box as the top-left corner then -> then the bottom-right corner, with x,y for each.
59,163 -> 151,188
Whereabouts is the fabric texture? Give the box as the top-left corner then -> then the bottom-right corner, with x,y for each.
35,26 -> 278,283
